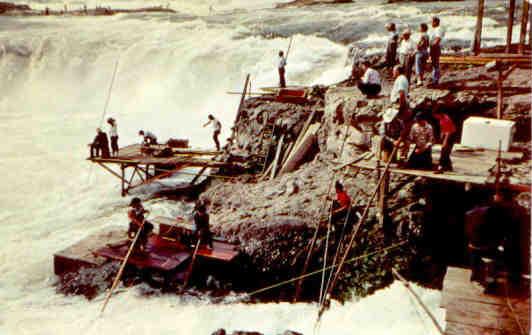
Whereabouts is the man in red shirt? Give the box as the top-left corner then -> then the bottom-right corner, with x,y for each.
433,108 -> 457,173
332,181 -> 352,223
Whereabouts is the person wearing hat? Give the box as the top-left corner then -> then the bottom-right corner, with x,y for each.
398,28 -> 416,82
429,16 -> 445,85
89,128 -> 110,159
357,61 -> 382,97
193,201 -> 213,249
406,114 -> 434,170
379,108 -> 404,163
414,23 -> 430,86
127,197 -> 154,253
107,117 -> 119,157
384,22 -> 399,69
139,130 -> 158,145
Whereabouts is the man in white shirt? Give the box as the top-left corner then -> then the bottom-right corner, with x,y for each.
357,61 -> 382,97
203,114 -> 222,151
278,50 -> 287,88
398,29 -> 416,82
107,117 -> 119,157
390,65 -> 409,108
429,16 -> 444,85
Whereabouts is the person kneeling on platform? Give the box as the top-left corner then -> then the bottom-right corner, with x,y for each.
406,114 -> 434,170
139,130 -> 158,145
193,202 -> 213,250
357,61 -> 382,98
128,197 -> 154,253
89,128 -> 110,158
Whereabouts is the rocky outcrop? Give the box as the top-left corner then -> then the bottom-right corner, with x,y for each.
0,2 -> 30,13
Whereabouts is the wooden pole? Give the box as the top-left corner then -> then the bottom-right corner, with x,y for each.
497,69 -> 504,119
100,219 -> 146,314
519,0 -> 530,53
231,74 -> 250,141
120,164 -> 125,196
270,134 -> 285,180
180,238 -> 201,293
473,0 -> 485,55
506,0 -> 516,53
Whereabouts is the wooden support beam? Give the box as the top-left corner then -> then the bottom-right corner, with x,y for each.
190,166 -> 208,185
497,69 -> 504,119
231,74 -> 250,141
506,0 -> 516,53
519,0 -> 530,53
96,162 -> 124,181
121,164 -> 126,196
473,0 -> 485,55
270,134 -> 285,180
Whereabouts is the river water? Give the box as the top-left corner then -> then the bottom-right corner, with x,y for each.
0,0 -> 516,334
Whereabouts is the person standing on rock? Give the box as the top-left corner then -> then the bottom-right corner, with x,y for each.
107,117 -> 119,157
433,107 -> 456,173
331,181 -> 352,224
390,65 -> 409,113
407,114 -> 434,170
203,114 -> 222,151
357,60 -> 382,97
278,50 -> 287,88
429,16 -> 444,86
398,29 -> 416,83
415,23 -> 430,86
384,22 -> 399,70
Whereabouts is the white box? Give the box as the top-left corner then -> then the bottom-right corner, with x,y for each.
461,116 -> 515,151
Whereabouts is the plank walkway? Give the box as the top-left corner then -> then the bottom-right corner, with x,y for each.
350,145 -> 529,191
442,267 -> 530,335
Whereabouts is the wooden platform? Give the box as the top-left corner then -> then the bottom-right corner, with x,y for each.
442,267 -> 530,335
350,145 -> 530,191
54,228 -> 125,275
88,144 -> 231,196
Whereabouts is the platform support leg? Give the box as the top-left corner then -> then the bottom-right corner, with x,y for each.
121,164 -> 126,197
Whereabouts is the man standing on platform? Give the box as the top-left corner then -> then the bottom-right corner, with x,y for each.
107,117 -> 119,157
429,16 -> 444,86
433,108 -> 456,173
203,114 -> 222,151
379,108 -> 404,163
193,202 -> 213,250
127,197 -> 154,253
384,22 -> 399,70
278,50 -> 287,88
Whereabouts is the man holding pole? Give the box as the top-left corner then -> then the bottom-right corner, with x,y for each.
127,197 -> 154,253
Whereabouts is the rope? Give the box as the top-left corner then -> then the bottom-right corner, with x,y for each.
247,240 -> 407,297
99,59 -> 119,127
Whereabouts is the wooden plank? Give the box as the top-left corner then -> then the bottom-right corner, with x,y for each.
270,134 -> 285,180
445,321 -> 503,335
519,0 -> 530,54
506,0 -> 516,53
279,123 -> 320,174
473,0 -> 485,55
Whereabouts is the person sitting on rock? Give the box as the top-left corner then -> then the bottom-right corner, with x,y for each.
406,114 -> 434,170
127,197 -> 154,253
139,130 -> 158,145
193,202 -> 213,250
89,128 -> 110,158
357,61 -> 382,97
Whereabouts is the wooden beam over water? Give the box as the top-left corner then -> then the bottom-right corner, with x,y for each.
473,0 -> 485,55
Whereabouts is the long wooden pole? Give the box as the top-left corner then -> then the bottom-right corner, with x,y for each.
473,0 -> 485,55
285,36 -> 294,61
496,69 -> 504,119
180,238 -> 201,293
100,219 -> 147,315
231,74 -> 250,141
506,0 -> 516,53
318,145 -> 399,318
392,269 -> 445,335
518,0 -> 530,54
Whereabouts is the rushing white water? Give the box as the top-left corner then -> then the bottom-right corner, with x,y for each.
0,0 -> 516,334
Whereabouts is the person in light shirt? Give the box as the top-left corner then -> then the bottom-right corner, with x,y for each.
398,29 -> 416,82
415,23 -> 430,86
277,50 -> 287,88
429,16 -> 445,85
107,117 -> 119,157
203,114 -> 222,151
357,61 -> 382,97
390,65 -> 409,108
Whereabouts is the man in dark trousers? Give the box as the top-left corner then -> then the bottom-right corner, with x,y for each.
194,202 -> 213,249
278,50 -> 287,88
107,117 -> 119,157
433,108 -> 456,173
407,114 -> 434,170
385,22 -> 399,69
90,128 -> 110,158
127,197 -> 154,253
138,130 -> 158,145
203,114 -> 222,151
429,16 -> 444,85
